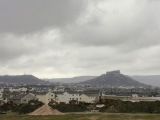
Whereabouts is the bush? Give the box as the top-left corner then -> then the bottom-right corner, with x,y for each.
49,103 -> 88,112
99,99 -> 160,113
13,100 -> 44,114
0,102 -> 17,112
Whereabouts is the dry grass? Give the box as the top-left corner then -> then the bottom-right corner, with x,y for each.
1,113 -> 160,120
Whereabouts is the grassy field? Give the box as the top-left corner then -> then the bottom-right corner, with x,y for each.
1,113 -> 160,120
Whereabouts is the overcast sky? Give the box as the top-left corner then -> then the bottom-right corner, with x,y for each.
0,0 -> 160,78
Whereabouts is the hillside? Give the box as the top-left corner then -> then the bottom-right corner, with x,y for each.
80,70 -> 148,87
45,76 -> 96,83
131,75 -> 160,87
0,75 -> 47,84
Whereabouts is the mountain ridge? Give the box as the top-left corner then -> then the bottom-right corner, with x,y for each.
44,76 -> 96,83
131,75 -> 160,87
80,70 -> 148,87
0,75 -> 47,84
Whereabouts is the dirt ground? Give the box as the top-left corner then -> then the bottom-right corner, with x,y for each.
28,105 -> 64,116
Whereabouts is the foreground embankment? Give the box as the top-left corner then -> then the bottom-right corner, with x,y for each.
1,113 -> 160,120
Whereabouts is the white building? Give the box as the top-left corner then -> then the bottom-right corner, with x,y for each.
56,91 -> 79,104
20,87 -> 28,92
0,91 -> 2,100
33,92 -> 55,104
9,87 -> 20,92
9,87 -> 28,92
79,94 -> 96,103
0,91 -> 3,105
0,88 -> 3,92
55,91 -> 98,104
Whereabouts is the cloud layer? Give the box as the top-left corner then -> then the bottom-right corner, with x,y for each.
0,0 -> 160,78
0,0 -> 87,34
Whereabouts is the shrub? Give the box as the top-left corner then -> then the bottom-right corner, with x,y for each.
99,99 -> 160,113
49,103 -> 88,112
13,100 -> 44,114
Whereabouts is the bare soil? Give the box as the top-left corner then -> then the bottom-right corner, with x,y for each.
28,105 -> 64,116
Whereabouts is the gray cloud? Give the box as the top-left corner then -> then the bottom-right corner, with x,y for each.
0,0 -> 87,34
0,0 -> 160,78
0,29 -> 62,61
63,0 -> 160,50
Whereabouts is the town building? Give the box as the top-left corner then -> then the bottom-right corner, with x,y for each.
79,93 -> 96,103
55,91 -> 99,104
0,91 -> 2,100
9,93 -> 37,104
32,92 -> 55,104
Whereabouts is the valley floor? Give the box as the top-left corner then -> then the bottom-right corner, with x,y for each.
1,113 -> 160,120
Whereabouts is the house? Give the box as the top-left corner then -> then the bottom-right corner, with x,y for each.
0,89 -> 3,105
2,91 -> 25,100
9,87 -> 28,92
80,90 -> 99,103
79,93 -> 96,103
9,93 -> 37,104
32,92 -> 55,104
132,94 -> 139,98
9,91 -> 24,98
2,92 -> 12,103
0,88 -> 3,92
56,91 -> 80,104
0,91 -> 2,101
3,87 -> 10,92
55,91 -> 98,104
20,87 -> 28,92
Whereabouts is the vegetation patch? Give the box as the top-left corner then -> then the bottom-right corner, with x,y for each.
13,100 -> 44,114
1,113 -> 160,120
99,99 -> 160,113
49,103 -> 88,112
0,100 -> 44,114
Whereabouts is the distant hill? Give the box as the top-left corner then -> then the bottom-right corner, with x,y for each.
0,75 -> 47,84
44,76 -> 96,83
131,75 -> 160,87
80,70 -> 148,87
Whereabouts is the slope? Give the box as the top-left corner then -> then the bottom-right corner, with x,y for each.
0,75 -> 47,84
81,70 -> 148,87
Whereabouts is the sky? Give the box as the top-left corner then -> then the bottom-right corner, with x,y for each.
0,0 -> 160,78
